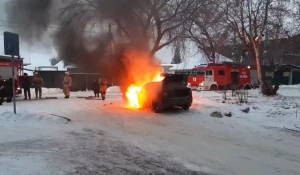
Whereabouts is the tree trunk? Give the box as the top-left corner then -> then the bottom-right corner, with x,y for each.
254,48 -> 264,86
254,44 -> 278,95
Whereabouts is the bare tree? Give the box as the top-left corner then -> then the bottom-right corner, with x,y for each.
58,0 -> 206,55
183,1 -> 231,63
222,0 -> 289,95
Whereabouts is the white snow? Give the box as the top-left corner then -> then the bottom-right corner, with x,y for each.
106,86 -> 121,93
0,86 -> 300,175
0,109 -> 69,125
40,88 -> 63,94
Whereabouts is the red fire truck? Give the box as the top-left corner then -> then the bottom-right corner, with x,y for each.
0,58 -> 24,94
187,63 -> 252,90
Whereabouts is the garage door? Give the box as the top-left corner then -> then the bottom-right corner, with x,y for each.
0,67 -> 17,79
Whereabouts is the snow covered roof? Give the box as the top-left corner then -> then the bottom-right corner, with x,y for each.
160,64 -> 175,68
64,64 -> 78,69
54,61 -> 67,71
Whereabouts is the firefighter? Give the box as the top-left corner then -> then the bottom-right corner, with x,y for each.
0,76 -> 4,105
22,73 -> 31,100
32,72 -> 44,99
93,79 -> 100,98
100,79 -> 108,100
62,72 -> 72,98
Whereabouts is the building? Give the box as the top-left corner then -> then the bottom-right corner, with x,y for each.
160,64 -> 175,74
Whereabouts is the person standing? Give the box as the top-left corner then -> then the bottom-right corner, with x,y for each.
5,78 -> 13,103
100,79 -> 108,100
93,79 -> 100,98
0,76 -> 4,105
32,72 -> 44,99
63,72 -> 72,98
22,73 -> 31,100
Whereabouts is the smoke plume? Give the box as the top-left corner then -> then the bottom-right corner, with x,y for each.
6,0 -> 53,41
5,0 -> 161,92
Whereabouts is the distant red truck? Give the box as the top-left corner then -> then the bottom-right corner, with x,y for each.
188,63 -> 253,90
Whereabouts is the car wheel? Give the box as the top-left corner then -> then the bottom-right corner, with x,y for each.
244,84 -> 252,90
152,102 -> 162,113
182,105 -> 190,110
210,84 -> 218,91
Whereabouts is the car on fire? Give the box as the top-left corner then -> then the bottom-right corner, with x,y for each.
138,74 -> 192,113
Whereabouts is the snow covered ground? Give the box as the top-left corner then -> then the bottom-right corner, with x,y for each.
0,86 -> 300,175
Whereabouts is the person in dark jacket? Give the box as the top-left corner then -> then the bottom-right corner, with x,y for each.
93,79 -> 100,98
5,78 -> 13,103
32,72 -> 44,98
22,73 -> 31,100
100,79 -> 108,100
0,76 -> 4,105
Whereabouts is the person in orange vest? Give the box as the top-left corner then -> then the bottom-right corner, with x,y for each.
100,79 -> 108,100
32,72 -> 44,99
62,72 -> 72,98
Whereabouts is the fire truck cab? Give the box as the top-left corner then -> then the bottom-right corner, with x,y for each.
0,56 -> 24,94
187,63 -> 252,91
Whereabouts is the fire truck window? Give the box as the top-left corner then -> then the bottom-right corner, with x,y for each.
206,70 -> 213,76
190,70 -> 196,76
190,70 -> 205,76
196,70 -> 205,76
218,70 -> 225,76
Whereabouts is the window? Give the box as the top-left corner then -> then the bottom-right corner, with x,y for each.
265,72 -> 274,77
283,72 -> 290,77
190,70 -> 205,76
218,70 -> 225,76
196,70 -> 205,76
206,70 -> 213,76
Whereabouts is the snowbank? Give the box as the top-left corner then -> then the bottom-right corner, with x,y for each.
107,86 -> 121,93
0,109 -> 69,124
28,88 -> 63,94
192,89 -> 300,128
279,84 -> 300,89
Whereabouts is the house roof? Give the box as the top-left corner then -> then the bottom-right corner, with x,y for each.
0,55 -> 24,61
160,64 -> 175,68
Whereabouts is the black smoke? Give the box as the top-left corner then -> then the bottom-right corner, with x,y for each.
5,0 -> 159,91
6,0 -> 53,41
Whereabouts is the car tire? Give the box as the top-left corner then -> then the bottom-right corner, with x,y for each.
152,102 -> 162,113
244,84 -> 252,90
182,105 -> 190,110
210,84 -> 218,91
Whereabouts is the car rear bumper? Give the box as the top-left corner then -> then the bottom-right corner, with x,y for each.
160,95 -> 193,108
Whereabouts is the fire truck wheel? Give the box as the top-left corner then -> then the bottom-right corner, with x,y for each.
244,84 -> 252,90
210,84 -> 218,91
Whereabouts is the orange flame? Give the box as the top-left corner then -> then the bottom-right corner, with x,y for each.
126,72 -> 164,108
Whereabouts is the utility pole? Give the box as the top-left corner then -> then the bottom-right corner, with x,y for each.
11,55 -> 16,114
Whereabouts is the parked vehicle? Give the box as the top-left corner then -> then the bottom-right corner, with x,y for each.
0,61 -> 22,94
188,63 -> 252,90
138,74 -> 192,113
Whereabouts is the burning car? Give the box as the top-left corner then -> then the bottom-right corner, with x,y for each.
137,74 -> 193,113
